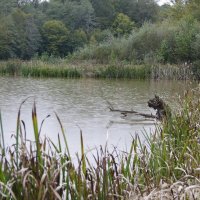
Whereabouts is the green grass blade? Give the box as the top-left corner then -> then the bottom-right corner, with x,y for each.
80,131 -> 86,175
125,139 -> 134,177
55,112 -> 71,161
32,102 -> 42,170
0,111 -> 5,150
16,96 -> 33,168
16,108 -> 21,169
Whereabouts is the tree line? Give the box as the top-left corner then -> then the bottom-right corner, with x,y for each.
0,0 -> 159,59
0,0 -> 200,65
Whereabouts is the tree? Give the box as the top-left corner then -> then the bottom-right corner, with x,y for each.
186,0 -> 200,21
174,17 -> 199,62
112,13 -> 134,37
90,0 -> 115,29
11,9 -> 41,59
159,17 -> 199,63
168,1 -> 186,20
69,0 -> 95,32
0,9 -> 41,60
167,0 -> 200,21
113,0 -> 158,26
42,20 -> 69,56
0,0 -> 17,16
90,29 -> 113,44
67,29 -> 88,52
0,16 -> 16,59
46,0 -> 95,32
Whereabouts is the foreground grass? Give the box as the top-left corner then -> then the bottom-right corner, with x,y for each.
0,59 -> 195,80
0,88 -> 200,199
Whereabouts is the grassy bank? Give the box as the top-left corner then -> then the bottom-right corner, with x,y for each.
0,59 -> 196,80
0,60 -> 81,78
0,88 -> 200,199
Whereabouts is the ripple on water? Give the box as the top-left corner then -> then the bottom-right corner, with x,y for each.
0,77 -> 196,154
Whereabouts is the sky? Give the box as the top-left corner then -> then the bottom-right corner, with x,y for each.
158,0 -> 172,5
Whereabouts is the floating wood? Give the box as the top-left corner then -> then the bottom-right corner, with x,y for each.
107,100 -> 157,119
109,120 -> 156,125
107,95 -> 171,121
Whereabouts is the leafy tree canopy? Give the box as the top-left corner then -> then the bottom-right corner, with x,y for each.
42,20 -> 69,56
112,13 -> 134,37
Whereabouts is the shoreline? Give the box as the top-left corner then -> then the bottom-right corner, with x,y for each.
0,74 -> 200,199
0,59 -> 196,80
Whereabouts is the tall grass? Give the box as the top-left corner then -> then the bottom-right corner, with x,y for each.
94,65 -> 151,79
0,59 -> 195,80
151,64 -> 194,80
0,88 -> 200,199
21,66 -> 81,78
0,111 -> 5,150
0,60 -> 81,78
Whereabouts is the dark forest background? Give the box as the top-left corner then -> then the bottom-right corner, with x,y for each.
0,0 -> 200,65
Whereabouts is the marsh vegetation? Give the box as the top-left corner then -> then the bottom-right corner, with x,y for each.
0,0 -> 200,199
0,0 -> 200,80
0,87 -> 200,199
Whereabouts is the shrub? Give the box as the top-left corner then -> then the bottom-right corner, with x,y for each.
112,13 -> 134,37
158,17 -> 200,63
90,29 -> 113,44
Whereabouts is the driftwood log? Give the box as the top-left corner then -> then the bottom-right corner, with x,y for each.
107,95 -> 170,121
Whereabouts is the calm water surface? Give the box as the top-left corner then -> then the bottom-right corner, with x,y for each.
0,77 -> 195,156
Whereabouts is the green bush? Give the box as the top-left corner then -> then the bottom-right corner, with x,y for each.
73,19 -> 200,65
74,22 -> 175,63
127,23 -> 164,61
158,17 -> 200,63
90,29 -> 113,44
112,13 -> 134,37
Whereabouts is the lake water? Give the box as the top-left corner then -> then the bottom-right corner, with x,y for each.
0,77 -> 195,156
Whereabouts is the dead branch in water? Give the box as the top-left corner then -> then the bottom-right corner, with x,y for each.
106,100 -> 157,119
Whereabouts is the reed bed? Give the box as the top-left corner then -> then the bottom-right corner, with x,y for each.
151,64 -> 194,80
0,59 -> 196,80
0,87 -> 200,199
0,60 -> 81,78
94,65 -> 151,79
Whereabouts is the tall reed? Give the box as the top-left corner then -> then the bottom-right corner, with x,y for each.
95,65 -> 151,79
0,88 -> 200,199
0,111 -> 5,150
0,59 -> 196,80
0,60 -> 81,78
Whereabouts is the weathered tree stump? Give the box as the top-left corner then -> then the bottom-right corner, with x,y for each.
148,95 -> 171,120
108,95 -> 170,121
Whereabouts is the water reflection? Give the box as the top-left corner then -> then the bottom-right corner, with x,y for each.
0,77 -> 195,155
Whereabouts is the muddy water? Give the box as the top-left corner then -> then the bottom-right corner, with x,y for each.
0,77 -> 195,156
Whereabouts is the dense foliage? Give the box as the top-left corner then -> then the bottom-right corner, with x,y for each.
0,0 -> 158,59
0,0 -> 199,67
